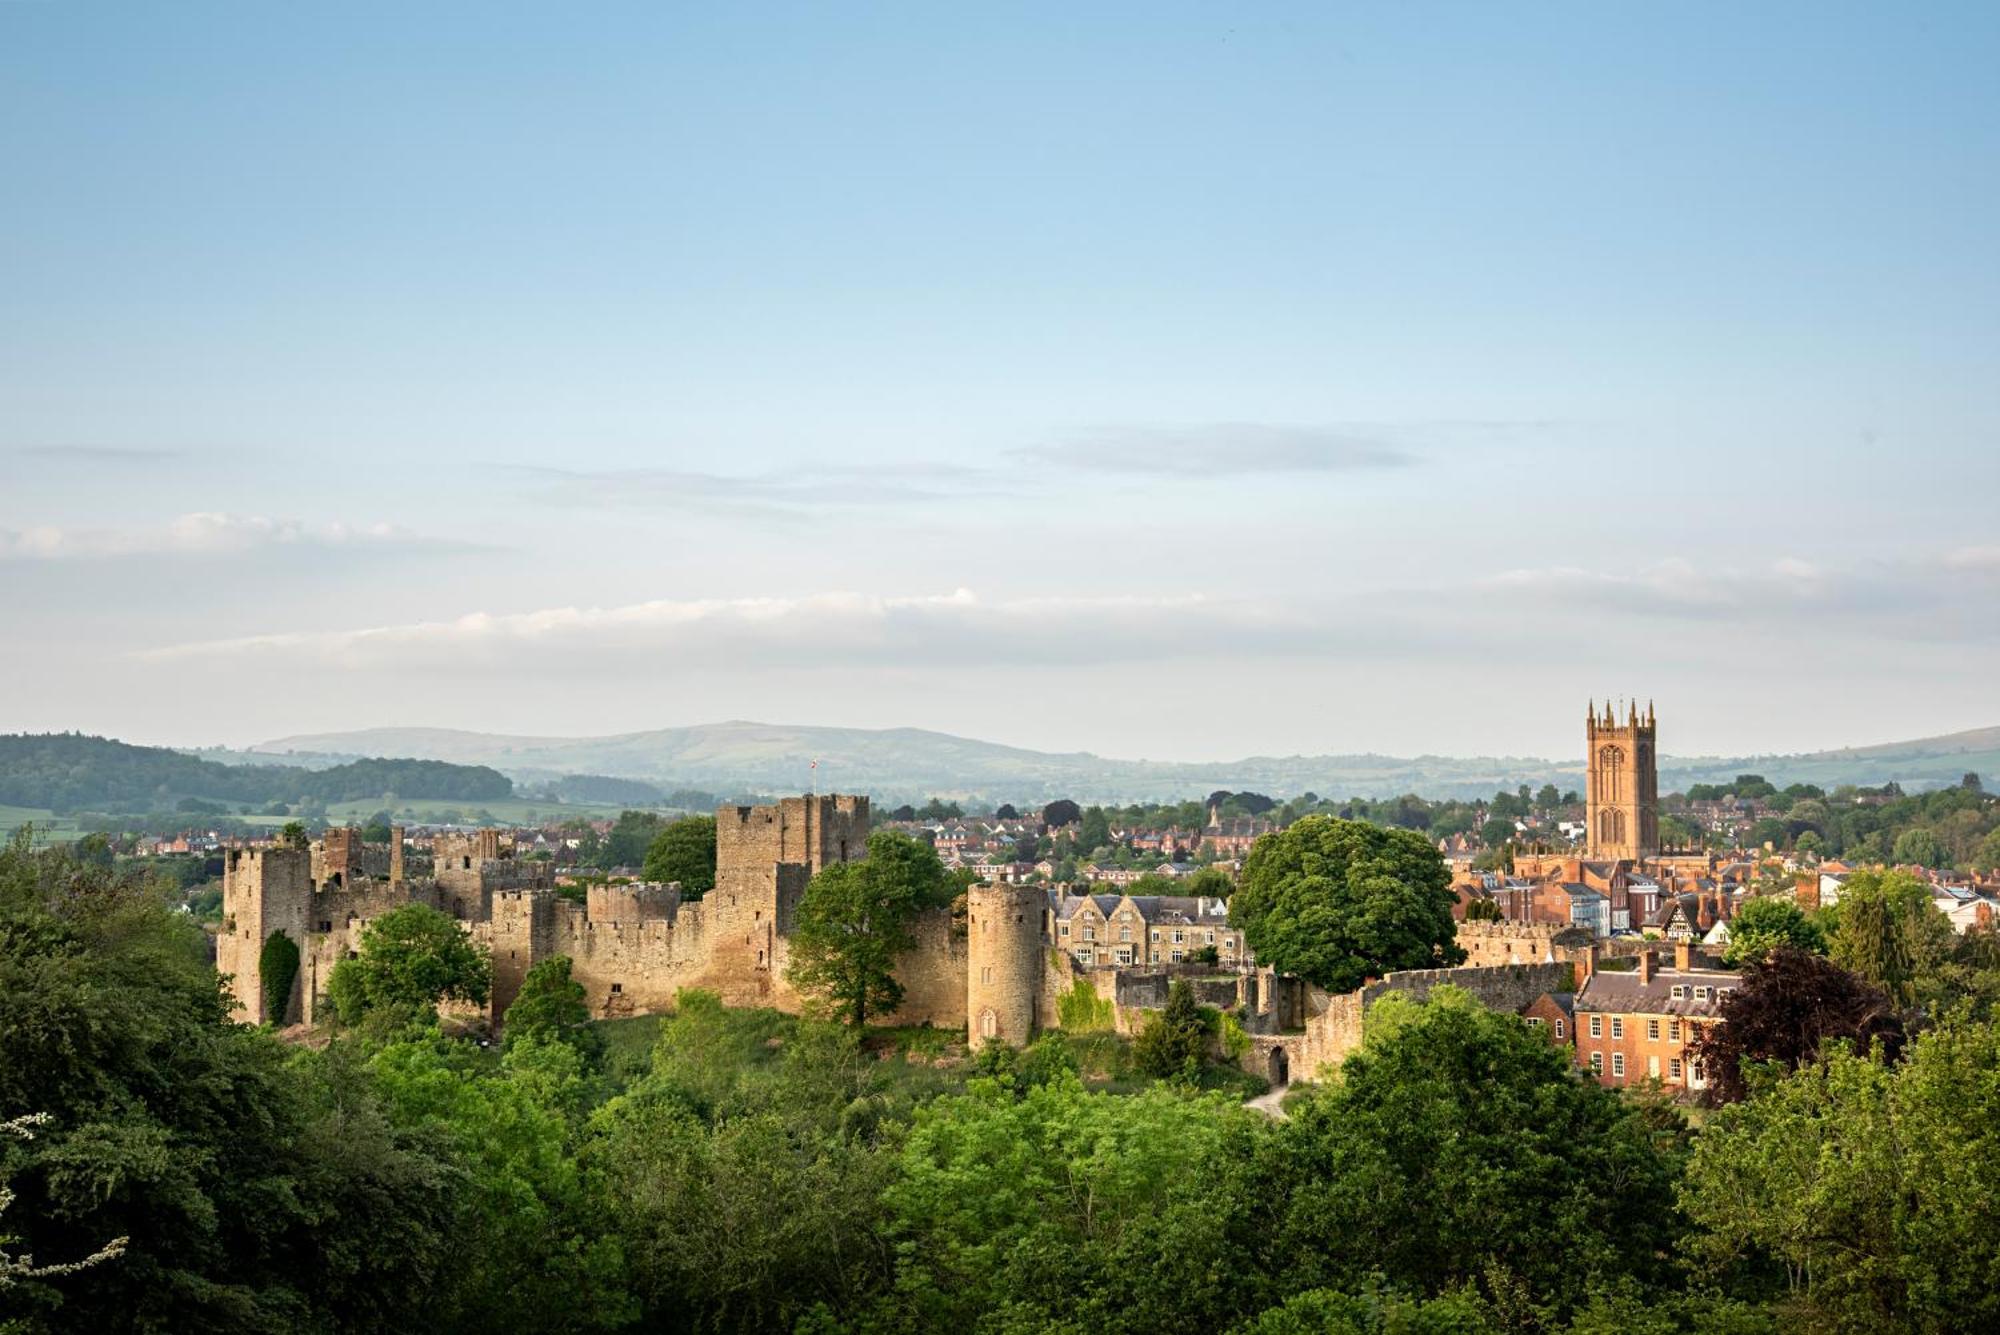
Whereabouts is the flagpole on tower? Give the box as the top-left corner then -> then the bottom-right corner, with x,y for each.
809,758 -> 818,797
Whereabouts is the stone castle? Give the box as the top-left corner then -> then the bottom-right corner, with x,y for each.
218,705 -> 1675,1073
218,794 -> 1031,1041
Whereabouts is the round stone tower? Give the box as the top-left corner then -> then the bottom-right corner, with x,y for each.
966,882 -> 1044,1047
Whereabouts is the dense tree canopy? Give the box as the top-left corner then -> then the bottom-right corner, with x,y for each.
1824,870 -> 1956,1009
1682,1017 -> 2000,1333
1258,988 -> 1683,1313
0,833 -> 465,1332
0,733 -> 510,812
1230,815 -> 1462,990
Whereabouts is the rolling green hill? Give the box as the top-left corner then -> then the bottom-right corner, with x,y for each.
250,719 -> 2000,805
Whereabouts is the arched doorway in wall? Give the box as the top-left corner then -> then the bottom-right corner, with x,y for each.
1267,1046 -> 1289,1086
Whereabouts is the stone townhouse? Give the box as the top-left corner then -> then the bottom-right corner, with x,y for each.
1053,892 -> 1249,968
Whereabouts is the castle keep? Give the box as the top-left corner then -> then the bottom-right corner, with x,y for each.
217,795 -> 997,1035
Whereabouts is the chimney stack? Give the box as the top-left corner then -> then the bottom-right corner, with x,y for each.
1639,949 -> 1657,983
1674,940 -> 1693,972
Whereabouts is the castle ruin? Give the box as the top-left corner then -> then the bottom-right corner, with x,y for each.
217,795 -> 999,1036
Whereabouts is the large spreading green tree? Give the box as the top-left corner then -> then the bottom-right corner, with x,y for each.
1229,815 -> 1462,991
1721,896 -> 1826,967
641,814 -> 717,897
328,902 -> 492,1029
785,831 -> 955,1026
503,955 -> 603,1059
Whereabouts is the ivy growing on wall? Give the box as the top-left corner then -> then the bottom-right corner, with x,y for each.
259,930 -> 300,1025
1055,977 -> 1115,1032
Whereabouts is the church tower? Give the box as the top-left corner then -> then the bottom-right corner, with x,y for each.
1585,700 -> 1658,860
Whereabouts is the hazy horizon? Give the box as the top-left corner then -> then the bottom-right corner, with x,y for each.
6,3 -> 1996,761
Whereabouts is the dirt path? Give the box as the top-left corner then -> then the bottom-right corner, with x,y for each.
1244,1084 -> 1290,1119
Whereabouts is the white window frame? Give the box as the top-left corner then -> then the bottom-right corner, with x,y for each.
1589,1051 -> 1603,1073
1589,1015 -> 1603,1039
1610,1016 -> 1624,1040
1612,1052 -> 1626,1079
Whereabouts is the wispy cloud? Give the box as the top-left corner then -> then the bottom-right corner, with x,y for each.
516,461 -> 1003,515
512,421 -> 1420,516
1464,549 -> 1999,637
0,513 -> 479,561
136,587 -> 1324,669
14,445 -> 183,464
1017,423 -> 1417,475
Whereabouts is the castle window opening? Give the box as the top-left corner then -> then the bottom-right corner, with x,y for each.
610,982 -> 622,993
981,1009 -> 997,1039
319,921 -> 332,933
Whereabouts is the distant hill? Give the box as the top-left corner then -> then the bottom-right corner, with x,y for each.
250,720 -> 2000,805
0,733 -> 514,813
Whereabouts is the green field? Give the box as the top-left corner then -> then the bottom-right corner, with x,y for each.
0,806 -> 88,845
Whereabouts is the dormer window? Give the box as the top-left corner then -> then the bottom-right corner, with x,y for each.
1693,986 -> 1710,1001
1670,985 -> 1687,998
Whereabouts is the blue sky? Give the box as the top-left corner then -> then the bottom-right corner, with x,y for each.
3,2 -> 1997,762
